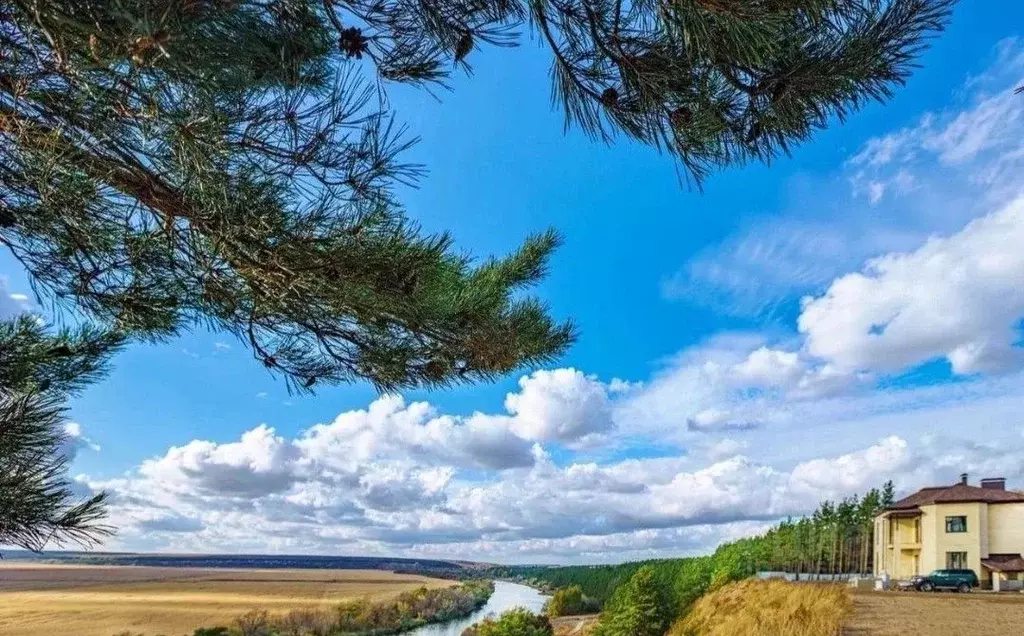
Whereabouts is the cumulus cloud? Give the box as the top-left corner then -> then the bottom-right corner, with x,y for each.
799,197 -> 1024,375
138,425 -> 301,498
91,410 -> 1024,562
618,335 -> 860,438
296,395 -> 535,471
71,350 -> 1024,562
505,369 -> 615,444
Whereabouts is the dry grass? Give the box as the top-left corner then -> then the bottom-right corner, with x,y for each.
0,564 -> 451,636
669,580 -> 851,636
845,589 -> 1024,635
551,613 -> 598,636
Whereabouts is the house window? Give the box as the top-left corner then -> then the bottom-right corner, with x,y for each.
945,515 -> 968,533
946,551 -> 968,569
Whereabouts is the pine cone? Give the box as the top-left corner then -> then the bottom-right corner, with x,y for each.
338,27 -> 369,59
601,87 -> 619,108
0,206 -> 15,228
670,106 -> 692,128
771,80 -> 790,104
745,122 -> 762,144
455,33 -> 473,63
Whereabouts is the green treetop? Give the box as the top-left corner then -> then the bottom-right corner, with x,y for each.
465,608 -> 553,636
593,566 -> 670,636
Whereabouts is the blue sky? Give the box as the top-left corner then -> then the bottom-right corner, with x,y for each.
5,4 -> 1024,563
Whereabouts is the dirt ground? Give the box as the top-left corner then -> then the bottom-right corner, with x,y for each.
551,614 -> 599,636
0,563 -> 450,636
846,589 -> 1024,634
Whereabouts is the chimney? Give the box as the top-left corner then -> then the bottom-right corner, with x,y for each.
981,477 -> 1006,491
960,473 -> 969,485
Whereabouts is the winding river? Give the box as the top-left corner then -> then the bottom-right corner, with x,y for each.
409,581 -> 549,636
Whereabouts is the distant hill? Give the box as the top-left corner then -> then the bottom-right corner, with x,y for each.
1,550 -> 493,576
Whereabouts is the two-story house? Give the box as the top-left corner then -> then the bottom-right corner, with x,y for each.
874,474 -> 1024,590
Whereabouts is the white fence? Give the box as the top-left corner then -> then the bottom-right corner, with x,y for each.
755,571 -> 869,582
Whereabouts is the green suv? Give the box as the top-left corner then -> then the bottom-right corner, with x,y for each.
911,569 -> 979,592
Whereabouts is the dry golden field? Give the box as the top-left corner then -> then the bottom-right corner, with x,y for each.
0,563 -> 452,636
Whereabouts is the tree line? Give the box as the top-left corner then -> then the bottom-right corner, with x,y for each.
181,580 -> 495,636
491,481 -> 896,616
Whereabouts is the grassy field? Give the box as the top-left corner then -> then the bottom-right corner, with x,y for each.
845,589 -> 1024,635
0,563 -> 452,636
669,580 -> 851,636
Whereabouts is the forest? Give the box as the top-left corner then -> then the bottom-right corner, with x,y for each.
490,482 -> 895,613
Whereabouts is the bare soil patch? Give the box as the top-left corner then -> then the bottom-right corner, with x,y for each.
846,589 -> 1024,635
551,613 -> 599,636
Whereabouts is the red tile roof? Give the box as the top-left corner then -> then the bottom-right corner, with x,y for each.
887,482 -> 1024,511
982,554 -> 1024,573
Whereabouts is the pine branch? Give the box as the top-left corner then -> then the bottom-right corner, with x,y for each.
0,317 -> 120,553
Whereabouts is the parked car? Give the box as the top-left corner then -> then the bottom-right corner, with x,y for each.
911,569 -> 979,592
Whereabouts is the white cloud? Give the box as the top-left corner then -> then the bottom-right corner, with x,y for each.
799,197 -> 1024,375
60,422 -> 101,463
784,436 -> 911,505
66,348 -> 1024,562
0,276 -> 32,318
138,425 -> 300,498
88,410 -> 1024,561
505,369 -> 615,445
295,395 -> 535,471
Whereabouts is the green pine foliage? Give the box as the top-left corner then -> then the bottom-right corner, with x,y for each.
592,566 -> 670,636
0,1 -> 953,391
0,1 -> 573,393
0,316 -> 123,551
533,0 -> 955,184
464,607 -> 554,636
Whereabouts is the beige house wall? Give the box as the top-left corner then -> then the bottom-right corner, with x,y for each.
930,502 -> 985,575
875,515 -> 923,578
919,504 -> 939,574
988,504 -> 1024,554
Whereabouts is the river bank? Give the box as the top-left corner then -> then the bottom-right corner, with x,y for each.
406,581 -> 549,636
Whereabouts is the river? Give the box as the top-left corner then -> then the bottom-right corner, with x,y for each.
408,581 -> 549,636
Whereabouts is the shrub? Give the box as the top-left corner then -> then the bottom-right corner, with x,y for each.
234,609 -> 272,636
545,585 -> 598,618
274,608 -> 337,636
463,608 -> 552,636
193,629 -> 231,636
